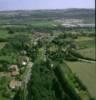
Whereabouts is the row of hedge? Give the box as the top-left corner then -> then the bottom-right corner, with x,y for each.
54,63 -> 81,100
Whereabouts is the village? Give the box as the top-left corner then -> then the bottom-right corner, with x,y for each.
0,5 -> 95,99
0,49 -> 33,99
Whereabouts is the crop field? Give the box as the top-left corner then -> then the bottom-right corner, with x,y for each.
66,61 -> 96,99
75,37 -> 94,42
75,36 -> 95,60
0,30 -> 9,38
75,37 -> 95,49
78,48 -> 96,60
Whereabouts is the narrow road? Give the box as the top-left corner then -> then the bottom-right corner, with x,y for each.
21,61 -> 33,88
78,58 -> 96,64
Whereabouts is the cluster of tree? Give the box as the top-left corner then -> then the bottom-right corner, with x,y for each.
47,34 -> 78,62
7,34 -> 31,51
26,42 -> 39,61
54,63 -> 81,100
0,37 -> 7,42
27,59 -> 69,100
0,61 -> 9,72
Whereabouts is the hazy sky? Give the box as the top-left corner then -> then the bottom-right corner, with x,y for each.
0,0 -> 95,11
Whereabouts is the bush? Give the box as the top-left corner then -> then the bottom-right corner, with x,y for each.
0,38 -> 7,42
65,53 -> 78,61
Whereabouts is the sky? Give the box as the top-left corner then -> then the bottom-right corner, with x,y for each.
0,0 -> 95,11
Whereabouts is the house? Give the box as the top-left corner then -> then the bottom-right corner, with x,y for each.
11,71 -> 19,76
10,65 -> 19,71
18,56 -> 30,66
9,65 -> 19,76
9,80 -> 21,90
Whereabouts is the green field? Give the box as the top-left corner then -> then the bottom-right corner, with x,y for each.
66,61 -> 96,99
75,36 -> 95,60
78,48 -> 96,60
0,30 -> 9,38
75,37 -> 95,49
75,37 -> 94,42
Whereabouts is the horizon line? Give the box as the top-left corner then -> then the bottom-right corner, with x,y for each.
0,8 -> 95,12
